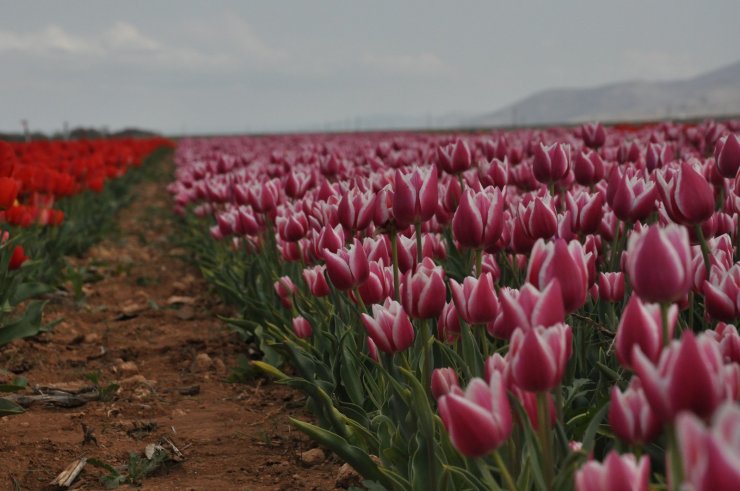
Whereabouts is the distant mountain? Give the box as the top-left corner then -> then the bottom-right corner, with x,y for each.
465,59 -> 740,127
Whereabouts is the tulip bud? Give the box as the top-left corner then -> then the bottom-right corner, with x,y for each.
302,265 -> 330,297
437,373 -> 513,457
488,281 -> 565,340
608,378 -> 661,445
527,239 -> 590,313
292,316 -> 313,339
575,451 -> 650,491
451,187 -> 505,249
323,239 -> 369,290
431,367 -> 461,399
438,139 -> 472,175
573,150 -> 606,186
581,122 -> 606,149
608,168 -> 658,223
656,160 -> 715,225
533,142 -> 571,184
625,224 -> 691,304
437,301 -> 461,343
360,299 -> 415,354
509,323 -> 572,392
400,257 -> 446,319
615,294 -> 677,369
393,166 -> 439,228
597,272 -> 625,303
274,276 -> 297,309
714,133 -> 740,178
355,260 -> 394,306
338,188 -> 375,231
450,273 -> 499,324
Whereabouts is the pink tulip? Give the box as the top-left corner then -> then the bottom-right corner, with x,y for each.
677,402 -> 740,491
450,273 -> 499,324
437,373 -> 513,457
608,378 -> 661,445
437,139 -> 472,175
393,166 -> 439,228
285,170 -> 314,199
566,190 -> 605,235
355,260 -> 394,305
573,150 -> 605,186
366,336 -> 379,363
451,186 -> 505,249
317,224 -> 345,257
645,142 -> 673,172
509,324 -> 572,392
581,122 -> 606,149
488,281 -> 565,340
517,193 -> 558,241
597,272 -> 625,302
431,367 -> 461,399
234,205 -> 261,235
526,238 -> 590,313
714,133 -> 740,178
608,168 -> 658,223
478,157 -> 509,188
633,331 -> 727,422
249,179 -> 280,213
656,160 -> 715,225
324,239 -> 370,290
276,209 -> 309,242
361,299 -> 415,354
292,316 -> 313,339
707,322 -> 740,364
533,142 -> 571,184
302,265 -> 330,297
400,257 -> 446,319
437,301 -> 461,343
338,188 -> 375,231
373,184 -> 395,228
615,294 -> 677,369
625,224 -> 691,304
575,451 -> 650,491
274,276 -> 297,309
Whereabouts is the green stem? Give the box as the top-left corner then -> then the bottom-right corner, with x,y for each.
353,287 -> 367,314
666,424 -> 684,491
420,319 -> 433,400
660,302 -> 671,347
476,459 -> 503,491
415,221 -> 423,263
493,450 -> 518,491
536,392 -> 554,491
475,248 -> 483,277
694,224 -> 711,275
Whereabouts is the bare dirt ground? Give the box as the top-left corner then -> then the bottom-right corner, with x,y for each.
0,161 -> 346,490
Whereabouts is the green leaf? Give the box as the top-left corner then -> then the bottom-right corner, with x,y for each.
10,282 -> 54,305
0,398 -> 25,415
0,300 -> 48,346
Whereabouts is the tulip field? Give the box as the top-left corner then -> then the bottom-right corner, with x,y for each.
168,120 -> 740,491
0,137 -> 171,352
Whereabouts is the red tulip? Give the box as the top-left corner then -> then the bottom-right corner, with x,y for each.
625,224 -> 691,304
393,166 -> 438,228
533,142 -> 571,184
677,402 -> 740,491
292,316 -> 313,339
575,451 -> 650,491
8,245 -> 27,270
488,281 -> 565,340
714,133 -> 740,178
450,273 -> 499,324
400,257 -> 446,319
509,323 -> 572,392
615,294 -> 677,369
526,238 -> 590,313
323,239 -> 369,290
656,160 -> 715,225
360,299 -> 415,354
451,187 -> 504,249
633,331 -> 727,422
608,378 -> 661,445
0,177 -> 21,209
437,373 -> 513,457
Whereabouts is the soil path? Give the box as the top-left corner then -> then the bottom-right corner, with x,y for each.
0,159 -> 342,490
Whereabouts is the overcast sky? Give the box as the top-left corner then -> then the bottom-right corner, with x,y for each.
1,1 -> 738,135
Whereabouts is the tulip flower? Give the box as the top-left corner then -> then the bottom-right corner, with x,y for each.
573,150 -> 605,187
437,139 -> 472,175
677,402 -> 740,491
360,299 -> 415,354
302,265 -> 330,297
0,177 -> 20,209
703,272 -> 740,322
276,209 -> 309,242
509,323 -> 572,392
566,190 -> 604,235
274,276 -> 297,309
608,168 -> 658,223
615,294 -> 677,370
625,224 -> 691,304
323,239 -> 369,291
338,188 -> 375,232
516,193 -> 558,241
707,322 -> 740,364
437,373 -> 513,457
608,378 -> 661,445
656,161 -> 715,226
451,186 -> 505,249
450,273 -> 499,324
488,281 -> 565,340
645,142 -> 673,172
575,451 -> 650,491
393,166 -> 439,228
355,260 -> 394,306
292,316 -> 313,339
633,331 -> 727,422
431,367 -> 461,399
478,157 -> 508,188
527,238 -> 590,313
714,133 -> 740,178
373,184 -> 395,228
597,272 -> 625,303
234,206 -> 261,235
400,257 -> 446,319
284,170 -> 314,199
533,142 -> 571,184
248,179 -> 280,213
437,301 -> 461,343
581,122 -> 606,149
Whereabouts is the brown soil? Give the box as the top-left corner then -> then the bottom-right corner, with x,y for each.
0,161 -> 345,490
